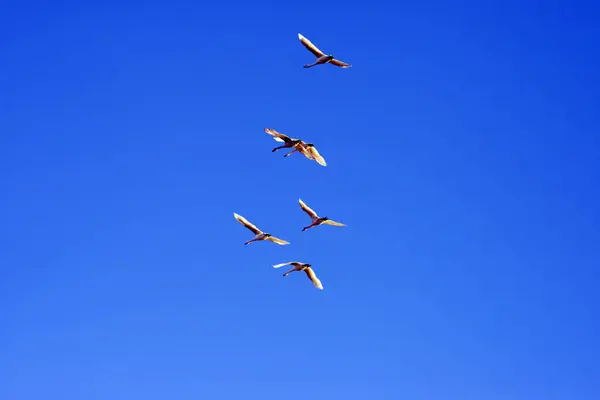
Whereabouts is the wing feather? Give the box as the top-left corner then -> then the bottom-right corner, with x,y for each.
267,236 -> 290,245
233,213 -> 262,235
323,219 -> 346,227
305,267 -> 324,290
299,199 -> 319,220
273,262 -> 293,269
308,146 -> 327,166
298,33 -> 325,58
330,59 -> 351,68
265,128 -> 293,143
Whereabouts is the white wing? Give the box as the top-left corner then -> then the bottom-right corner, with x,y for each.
273,262 -> 293,269
322,219 -> 346,227
298,33 -> 325,58
308,146 -> 327,166
305,267 -> 324,290
330,58 -> 351,68
265,128 -> 294,143
233,213 -> 262,235
273,262 -> 303,268
299,199 -> 319,220
267,236 -> 290,245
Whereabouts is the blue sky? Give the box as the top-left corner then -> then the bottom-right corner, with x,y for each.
1,1 -> 599,399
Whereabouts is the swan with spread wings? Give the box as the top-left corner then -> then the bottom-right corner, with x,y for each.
233,213 -> 290,246
272,262 -> 324,290
298,199 -> 346,231
298,33 -> 351,69
264,128 -> 327,166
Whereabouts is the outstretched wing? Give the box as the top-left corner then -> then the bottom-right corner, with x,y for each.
266,236 -> 290,245
273,261 -> 302,268
265,127 -> 293,143
330,58 -> 351,68
307,146 -> 327,166
273,262 -> 293,269
323,219 -> 346,227
299,199 -> 319,220
233,213 -> 262,235
298,33 -> 325,58
304,267 -> 324,290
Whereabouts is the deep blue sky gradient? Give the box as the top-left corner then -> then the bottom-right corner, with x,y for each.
1,1 -> 599,399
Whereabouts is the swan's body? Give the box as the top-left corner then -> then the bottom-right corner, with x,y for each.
233,213 -> 290,245
298,199 -> 346,231
272,261 -> 324,290
298,33 -> 351,69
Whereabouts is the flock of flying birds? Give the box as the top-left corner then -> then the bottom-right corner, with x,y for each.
233,33 -> 351,291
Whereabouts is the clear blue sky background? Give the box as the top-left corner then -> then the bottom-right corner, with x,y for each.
1,1 -> 599,399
